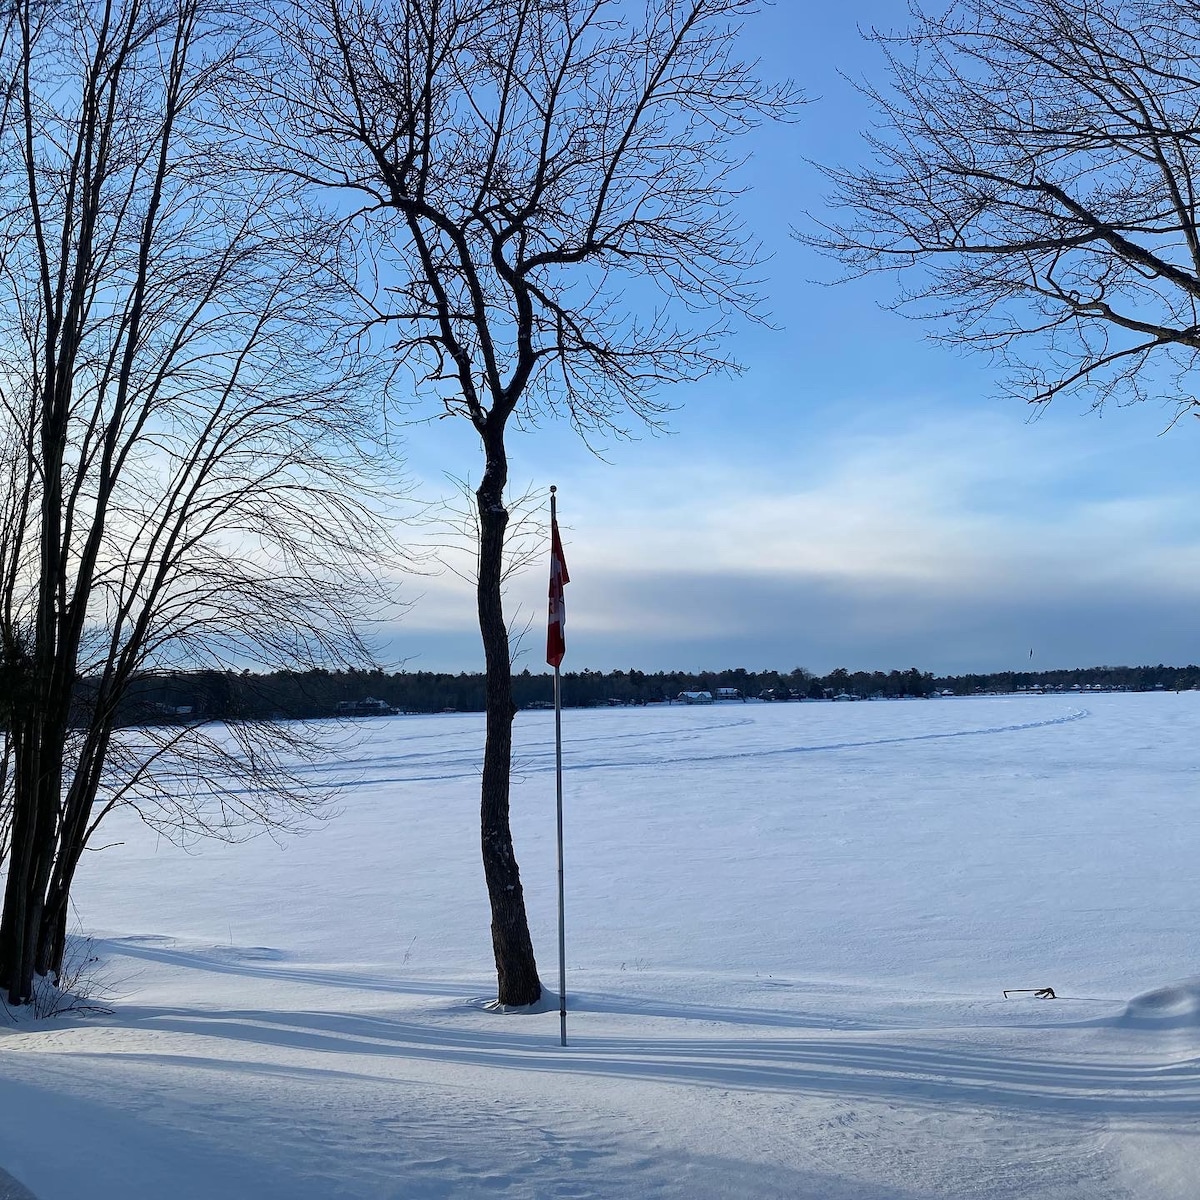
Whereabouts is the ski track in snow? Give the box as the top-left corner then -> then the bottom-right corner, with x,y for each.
303,705 -> 1092,788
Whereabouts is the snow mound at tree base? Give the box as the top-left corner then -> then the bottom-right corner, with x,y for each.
1120,980 -> 1200,1028
473,982 -> 565,1015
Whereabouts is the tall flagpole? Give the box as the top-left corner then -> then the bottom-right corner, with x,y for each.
551,486 -> 568,1047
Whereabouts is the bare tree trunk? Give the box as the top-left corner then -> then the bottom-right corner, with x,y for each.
37,893 -> 67,982
0,725 -> 36,1004
0,700 -> 60,1005
476,431 -> 540,1007
35,729 -> 109,977
19,790 -> 56,1001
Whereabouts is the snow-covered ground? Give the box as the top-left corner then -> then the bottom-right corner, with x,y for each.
2,692 -> 1199,1198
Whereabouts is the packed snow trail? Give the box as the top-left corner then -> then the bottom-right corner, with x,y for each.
301,703 -> 1091,786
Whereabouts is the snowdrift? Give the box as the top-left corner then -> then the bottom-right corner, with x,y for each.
1120,979 -> 1200,1029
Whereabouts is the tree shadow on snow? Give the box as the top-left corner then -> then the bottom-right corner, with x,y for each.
60,1006 -> 1200,1129
82,937 -> 1200,1131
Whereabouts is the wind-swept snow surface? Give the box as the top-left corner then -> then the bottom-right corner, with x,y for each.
1,693 -> 1198,1198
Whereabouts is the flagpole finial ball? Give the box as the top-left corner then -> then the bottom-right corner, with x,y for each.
550,485 -> 557,494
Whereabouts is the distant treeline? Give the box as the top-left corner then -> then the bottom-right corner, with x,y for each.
936,663 -> 1200,696
105,661 -> 1200,723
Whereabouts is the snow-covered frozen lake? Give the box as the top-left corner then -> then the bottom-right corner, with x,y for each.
2,692 -> 1198,1198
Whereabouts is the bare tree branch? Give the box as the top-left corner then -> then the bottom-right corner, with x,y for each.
806,0 -> 1200,412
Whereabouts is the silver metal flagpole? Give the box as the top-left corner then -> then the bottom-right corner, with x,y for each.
551,486 -> 567,1047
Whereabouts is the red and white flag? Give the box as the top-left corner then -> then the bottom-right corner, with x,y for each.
546,512 -> 570,668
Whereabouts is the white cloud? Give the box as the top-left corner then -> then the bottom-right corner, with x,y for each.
557,409 -> 1200,597
388,401 -> 1200,670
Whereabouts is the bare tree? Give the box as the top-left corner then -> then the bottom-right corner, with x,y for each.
810,0 -> 1200,414
0,0 -> 394,1005
249,0 -> 798,1004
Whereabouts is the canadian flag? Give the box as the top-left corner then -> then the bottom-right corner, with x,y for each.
546,512 -> 570,668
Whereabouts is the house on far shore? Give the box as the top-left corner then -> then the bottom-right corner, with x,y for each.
336,697 -> 395,717
677,690 -> 714,705
714,687 -> 743,701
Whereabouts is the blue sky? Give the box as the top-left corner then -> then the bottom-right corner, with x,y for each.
384,1 -> 1200,677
